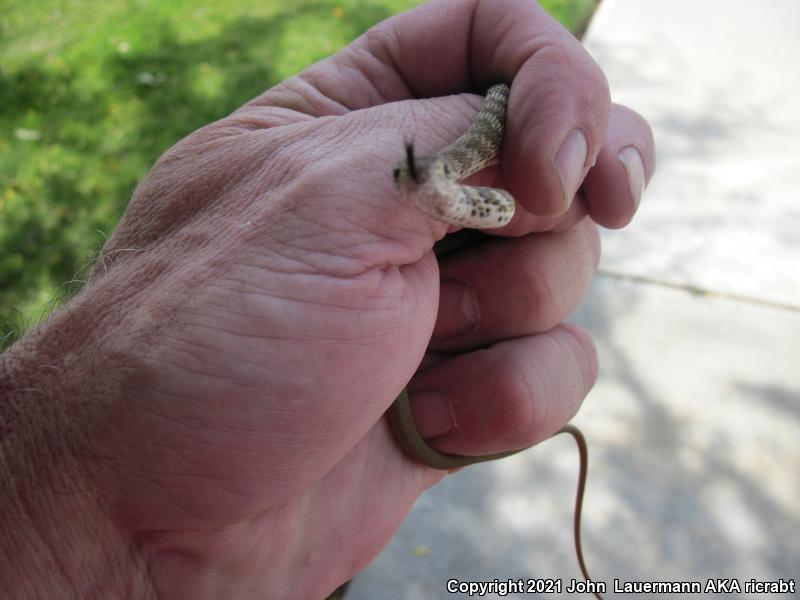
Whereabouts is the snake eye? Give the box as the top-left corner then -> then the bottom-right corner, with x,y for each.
393,167 -> 401,180
443,164 -> 450,176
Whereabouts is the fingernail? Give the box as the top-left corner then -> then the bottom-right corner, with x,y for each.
555,129 -> 588,206
433,279 -> 478,343
408,391 -> 456,438
617,146 -> 645,207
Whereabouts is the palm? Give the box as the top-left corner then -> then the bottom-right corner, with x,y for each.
209,425 -> 436,597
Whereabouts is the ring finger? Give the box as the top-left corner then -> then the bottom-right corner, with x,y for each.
408,324 -> 597,457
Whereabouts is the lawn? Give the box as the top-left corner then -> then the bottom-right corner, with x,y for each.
1,0 -> 595,349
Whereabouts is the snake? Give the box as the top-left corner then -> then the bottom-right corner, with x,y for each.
389,83 -> 602,598
392,83 -> 515,229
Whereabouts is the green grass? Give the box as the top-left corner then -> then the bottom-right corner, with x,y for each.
0,0 -> 595,350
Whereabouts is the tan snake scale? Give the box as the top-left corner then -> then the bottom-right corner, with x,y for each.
389,83 -> 601,597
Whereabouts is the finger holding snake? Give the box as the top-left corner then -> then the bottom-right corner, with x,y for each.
260,0 -> 655,234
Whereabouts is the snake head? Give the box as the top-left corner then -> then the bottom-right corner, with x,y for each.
392,141 -> 438,189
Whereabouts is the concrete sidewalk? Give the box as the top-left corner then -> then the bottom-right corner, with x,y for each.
347,1 -> 800,597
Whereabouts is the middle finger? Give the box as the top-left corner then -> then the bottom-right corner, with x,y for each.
431,217 -> 600,351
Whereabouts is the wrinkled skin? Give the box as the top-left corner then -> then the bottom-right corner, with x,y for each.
0,0 -> 654,598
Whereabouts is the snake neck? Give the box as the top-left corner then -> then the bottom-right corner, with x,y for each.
437,83 -> 510,180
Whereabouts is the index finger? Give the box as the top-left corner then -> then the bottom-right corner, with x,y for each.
257,0 -> 611,216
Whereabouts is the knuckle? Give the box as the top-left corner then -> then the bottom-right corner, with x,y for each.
514,257 -> 557,327
575,64 -> 611,142
484,346 -> 543,443
557,324 -> 599,387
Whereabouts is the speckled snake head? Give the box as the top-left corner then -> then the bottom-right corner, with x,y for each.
392,142 -> 444,190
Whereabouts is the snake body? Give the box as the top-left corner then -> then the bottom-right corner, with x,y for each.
389,83 -> 602,599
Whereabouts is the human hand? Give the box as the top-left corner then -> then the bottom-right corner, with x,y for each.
0,0 -> 653,597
